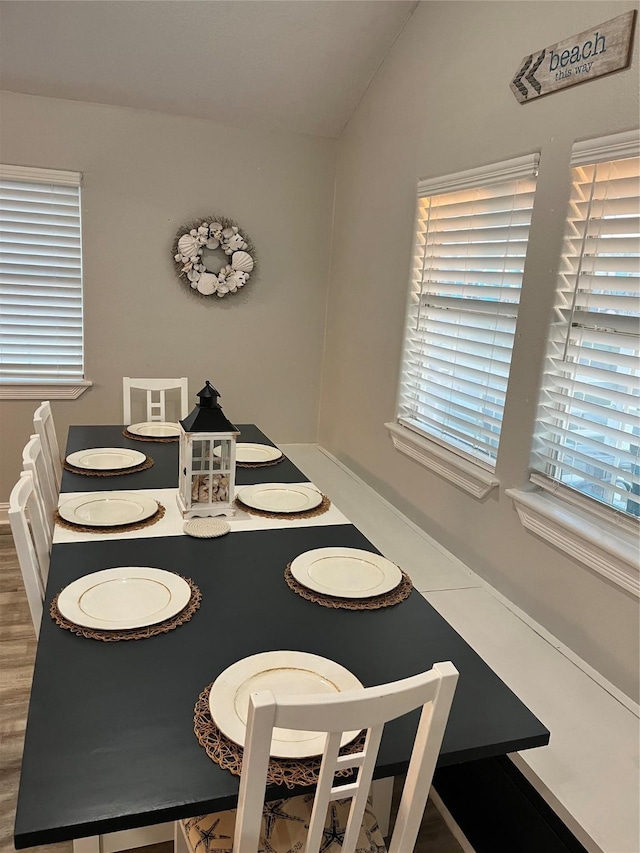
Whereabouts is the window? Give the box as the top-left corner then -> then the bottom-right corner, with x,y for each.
395,155 -> 538,474
0,164 -> 89,399
531,131 -> 639,522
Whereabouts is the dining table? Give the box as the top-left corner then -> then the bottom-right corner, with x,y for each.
13,423 -> 550,849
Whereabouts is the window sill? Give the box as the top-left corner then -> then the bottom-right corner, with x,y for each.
506,488 -> 639,597
0,380 -> 92,400
385,422 -> 499,499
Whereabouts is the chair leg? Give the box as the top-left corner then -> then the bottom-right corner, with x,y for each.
174,819 -> 190,853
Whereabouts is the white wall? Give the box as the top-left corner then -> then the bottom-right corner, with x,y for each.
0,91 -> 337,501
319,1 -> 640,699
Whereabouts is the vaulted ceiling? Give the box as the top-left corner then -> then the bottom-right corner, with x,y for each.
0,1 -> 418,138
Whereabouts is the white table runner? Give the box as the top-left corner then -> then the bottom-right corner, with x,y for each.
54,483 -> 350,544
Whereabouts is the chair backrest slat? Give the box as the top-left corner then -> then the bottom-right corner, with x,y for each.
33,401 -> 62,490
232,661 -> 458,853
9,472 -> 47,637
23,433 -> 56,534
123,378 -> 189,424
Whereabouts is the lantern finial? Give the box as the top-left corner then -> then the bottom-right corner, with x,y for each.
197,381 -> 220,408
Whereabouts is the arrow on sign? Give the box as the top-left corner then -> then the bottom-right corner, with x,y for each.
525,49 -> 546,94
512,54 -> 532,99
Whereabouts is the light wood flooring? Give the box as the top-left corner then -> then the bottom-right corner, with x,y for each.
0,532 -> 464,853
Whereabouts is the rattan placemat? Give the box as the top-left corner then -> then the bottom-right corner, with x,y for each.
194,682 -> 366,789
54,502 -> 166,534
234,493 -> 331,520
237,457 -> 284,468
50,576 -> 201,641
284,563 -> 413,610
122,429 -> 179,443
63,456 -> 154,477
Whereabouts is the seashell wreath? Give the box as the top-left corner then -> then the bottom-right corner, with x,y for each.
172,216 -> 256,298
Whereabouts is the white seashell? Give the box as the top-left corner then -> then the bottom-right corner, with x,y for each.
190,280 -> 198,289
197,226 -> 208,235
224,234 -> 246,254
190,229 -> 198,236
222,227 -> 236,239
174,253 -> 182,262
187,269 -> 200,282
217,284 -> 229,294
231,251 -> 254,273
206,238 -> 220,250
178,234 -> 199,258
197,273 -> 217,295
210,222 -> 222,232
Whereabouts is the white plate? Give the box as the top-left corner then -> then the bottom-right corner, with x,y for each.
290,547 -> 402,599
127,421 -> 181,438
66,447 -> 147,471
237,484 -> 322,513
215,442 -> 283,464
57,567 -> 191,630
209,651 -> 363,758
58,492 -> 159,527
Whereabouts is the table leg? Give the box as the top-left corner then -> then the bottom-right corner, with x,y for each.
73,837 -> 102,853
371,776 -> 394,837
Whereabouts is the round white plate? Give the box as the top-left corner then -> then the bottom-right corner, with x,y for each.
184,519 -> 230,539
215,443 -> 283,464
66,447 -> 147,471
237,484 -> 322,514
58,492 -> 159,527
57,567 -> 191,630
290,547 -> 402,599
127,421 -> 181,438
209,651 -> 363,758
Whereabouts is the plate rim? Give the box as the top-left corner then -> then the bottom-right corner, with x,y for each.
237,483 -> 322,513
127,421 -> 181,437
66,447 -> 147,471
215,442 -> 283,463
57,566 -> 191,630
209,650 -> 363,758
290,547 -> 403,599
57,491 -> 159,527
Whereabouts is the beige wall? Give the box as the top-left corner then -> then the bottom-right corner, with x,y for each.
0,91 -> 337,500
320,1 -> 640,699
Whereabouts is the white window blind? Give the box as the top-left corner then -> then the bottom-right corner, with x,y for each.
532,134 -> 640,519
398,155 -> 538,469
0,164 -> 84,383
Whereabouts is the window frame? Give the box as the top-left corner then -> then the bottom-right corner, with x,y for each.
509,130 -> 640,597
390,154 -> 539,497
0,164 -> 91,400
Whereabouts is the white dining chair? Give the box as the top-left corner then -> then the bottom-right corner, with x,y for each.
8,472 -> 49,637
176,661 -> 458,853
22,433 -> 57,543
33,400 -> 62,492
122,377 -> 189,425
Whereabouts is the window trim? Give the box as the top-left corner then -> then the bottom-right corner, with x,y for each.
385,421 -> 499,498
506,487 -> 639,597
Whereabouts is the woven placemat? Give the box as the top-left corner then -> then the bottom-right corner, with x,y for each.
63,455 -> 154,477
54,502 -> 166,534
237,457 -> 284,469
194,682 -> 366,789
122,428 -> 178,443
284,563 -> 413,610
50,576 -> 201,641
234,493 -> 331,520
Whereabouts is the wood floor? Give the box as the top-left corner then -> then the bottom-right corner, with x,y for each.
0,532 -> 464,853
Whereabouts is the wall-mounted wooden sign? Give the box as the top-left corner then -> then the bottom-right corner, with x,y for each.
510,10 -> 636,103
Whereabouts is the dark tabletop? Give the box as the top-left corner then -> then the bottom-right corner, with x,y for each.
61,424 -> 306,492
15,428 -> 550,848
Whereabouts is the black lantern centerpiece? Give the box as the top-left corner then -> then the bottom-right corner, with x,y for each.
177,381 -> 239,518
